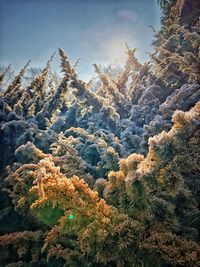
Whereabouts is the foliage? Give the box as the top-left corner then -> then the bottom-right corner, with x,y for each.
0,0 -> 200,266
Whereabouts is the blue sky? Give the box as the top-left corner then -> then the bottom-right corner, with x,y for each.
0,0 -> 161,81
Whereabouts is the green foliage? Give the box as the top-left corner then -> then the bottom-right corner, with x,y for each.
0,1 -> 200,266
32,204 -> 64,228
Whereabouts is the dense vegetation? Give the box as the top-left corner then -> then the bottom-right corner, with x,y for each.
0,0 -> 200,266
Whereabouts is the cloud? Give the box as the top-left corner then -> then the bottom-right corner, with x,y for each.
79,20 -> 136,65
117,9 -> 138,22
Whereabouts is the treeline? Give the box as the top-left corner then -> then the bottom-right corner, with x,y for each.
0,0 -> 200,266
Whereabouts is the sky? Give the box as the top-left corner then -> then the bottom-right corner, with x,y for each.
0,0 -> 161,81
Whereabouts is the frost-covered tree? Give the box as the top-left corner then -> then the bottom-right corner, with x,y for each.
0,1 -> 200,265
